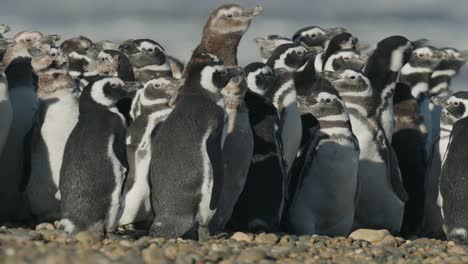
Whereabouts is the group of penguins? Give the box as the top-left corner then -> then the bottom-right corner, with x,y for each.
0,4 -> 468,243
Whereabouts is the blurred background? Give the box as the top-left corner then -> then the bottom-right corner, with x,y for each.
2,0 -> 468,89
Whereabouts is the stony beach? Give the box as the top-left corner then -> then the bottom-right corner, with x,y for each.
0,224 -> 466,263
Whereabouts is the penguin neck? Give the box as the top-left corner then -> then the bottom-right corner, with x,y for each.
36,72 -> 75,98
318,118 -> 353,138
142,102 -> 172,117
223,95 -> 246,112
199,30 -> 241,66
341,95 -> 373,118
270,79 -> 297,112
400,63 -> 432,89
5,57 -> 35,89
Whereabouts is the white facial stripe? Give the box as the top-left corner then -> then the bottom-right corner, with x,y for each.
247,67 -> 270,95
200,65 -> 225,93
430,83 -> 448,94
301,27 -> 326,38
390,41 -> 412,72
274,46 -> 308,70
431,69 -> 457,78
411,82 -> 429,98
324,51 -> 359,71
400,64 -> 433,75
90,77 -> 124,106
273,80 -> 294,108
68,51 -> 91,62
318,114 -> 349,122
138,41 -> 164,53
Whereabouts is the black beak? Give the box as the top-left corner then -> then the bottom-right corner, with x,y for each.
430,96 -> 448,107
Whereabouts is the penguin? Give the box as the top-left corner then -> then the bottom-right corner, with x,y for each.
423,92 -> 468,238
391,82 -> 428,236
22,45 -> 79,223
60,36 -> 93,54
292,26 -> 346,50
167,55 -> 185,79
228,62 -> 287,233
60,36 -> 94,90
0,31 -> 44,222
364,35 -> 413,143
59,77 -> 139,235
0,42 -> 13,156
266,43 -> 309,173
183,4 -> 263,77
119,39 -> 173,82
316,32 -> 358,73
399,45 -> 445,156
253,35 -> 293,63
322,69 -> 408,234
149,58 -> 232,241
209,74 -> 254,233
286,87 -> 360,236
439,114 -> 468,244
119,77 -> 173,227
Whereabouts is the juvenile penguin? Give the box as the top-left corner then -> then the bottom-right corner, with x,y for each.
286,88 -> 360,236
228,62 -> 287,232
423,92 -> 468,238
183,4 -> 263,77
323,69 -> 407,234
439,114 -> 468,244
149,59 -> 231,240
59,77 -> 139,235
119,39 -> 172,82
364,36 -> 413,142
23,45 -> 79,223
209,74 -> 254,233
119,78 -> 174,227
0,31 -> 44,221
266,43 -> 309,172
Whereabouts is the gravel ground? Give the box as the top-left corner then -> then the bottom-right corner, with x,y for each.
0,224 -> 466,264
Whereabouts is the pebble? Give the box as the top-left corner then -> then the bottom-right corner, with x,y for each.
349,229 -> 392,243
231,232 -> 253,243
237,248 -> 267,263
255,233 -> 278,245
35,223 -> 55,231
75,231 -> 102,246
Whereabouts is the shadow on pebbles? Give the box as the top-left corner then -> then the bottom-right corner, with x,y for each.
0,224 -> 466,263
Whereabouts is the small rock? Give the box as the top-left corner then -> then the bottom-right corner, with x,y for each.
231,232 -> 253,243
134,236 -> 152,249
163,245 -> 178,260
237,248 -> 266,263
447,241 -> 456,247
375,235 -> 397,247
142,244 -> 169,264
448,245 -> 467,255
35,223 -> 55,231
75,231 -> 101,246
349,229 -> 391,243
255,233 -> 278,245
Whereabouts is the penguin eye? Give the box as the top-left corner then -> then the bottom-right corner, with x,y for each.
155,83 -> 161,88
147,48 -> 153,52
454,101 -> 460,106
101,57 -> 106,62
418,53 -> 425,58
344,57 -> 350,61
296,51 -> 304,56
325,98 -> 332,104
111,83 -> 117,88
311,34 -> 317,38
349,76 -> 356,80
226,14 -> 233,19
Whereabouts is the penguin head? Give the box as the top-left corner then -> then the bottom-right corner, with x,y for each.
432,92 -> 468,121
120,39 -> 169,69
222,74 -> 247,99
94,50 -> 135,81
29,45 -> 69,72
323,49 -> 368,72
88,77 -> 140,107
0,24 -> 11,35
244,62 -> 274,96
140,77 -> 174,106
305,89 -> 349,122
184,56 -> 232,94
435,47 -> 468,74
327,32 -> 358,52
266,43 -> 310,72
368,35 -> 413,73
86,40 -> 119,61
254,35 -> 293,62
292,26 -> 346,49
2,31 -> 45,66
408,46 -> 445,69
206,4 -> 263,35
13,31 -> 43,48
60,36 -> 93,54
322,69 -> 371,96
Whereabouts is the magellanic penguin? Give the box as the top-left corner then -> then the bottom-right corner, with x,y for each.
228,62 -> 286,233
60,36 -> 94,90
285,86 -> 360,236
323,69 -> 408,234
364,36 -> 413,143
183,4 -> 263,77
23,45 -> 80,223
422,92 -> 468,238
149,58 -> 233,241
391,82 -> 428,236
209,74 -> 254,234
316,32 -> 358,73
292,26 -> 346,50
119,78 -> 174,227
266,43 -> 310,173
0,31 -> 45,222
119,39 -> 173,82
253,35 -> 293,63
59,77 -> 140,235
439,114 -> 468,244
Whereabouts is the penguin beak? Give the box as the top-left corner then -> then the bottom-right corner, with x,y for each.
124,81 -> 144,93
243,6 -> 263,17
430,96 -> 448,108
0,24 -> 10,34
459,50 -> 468,61
226,66 -> 244,79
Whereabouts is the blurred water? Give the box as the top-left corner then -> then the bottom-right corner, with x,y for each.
1,0 -> 468,90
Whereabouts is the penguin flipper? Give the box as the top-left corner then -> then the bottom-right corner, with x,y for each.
206,120 -> 224,212
383,133 -> 408,202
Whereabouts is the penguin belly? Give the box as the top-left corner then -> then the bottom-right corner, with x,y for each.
288,141 -> 359,236
209,109 -> 254,233
280,103 -> 302,172
0,85 -> 37,221
25,91 -> 79,222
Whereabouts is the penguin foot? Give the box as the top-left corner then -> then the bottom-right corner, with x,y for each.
198,226 -> 210,242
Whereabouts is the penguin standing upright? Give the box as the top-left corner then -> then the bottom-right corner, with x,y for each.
149,58 -> 232,240
23,45 -> 79,223
364,36 -> 413,142
323,69 -> 408,234
59,77 -> 139,235
209,74 -> 254,233
266,43 -> 309,172
0,31 -> 44,221
183,4 -> 263,77
286,86 -> 360,236
119,78 -> 174,227
439,114 -> 468,244
228,62 -> 287,232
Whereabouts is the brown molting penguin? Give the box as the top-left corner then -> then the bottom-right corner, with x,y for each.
183,4 -> 263,78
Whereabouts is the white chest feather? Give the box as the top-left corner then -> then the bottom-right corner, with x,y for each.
349,114 -> 382,162
197,126 -> 217,225
106,134 -> 126,230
